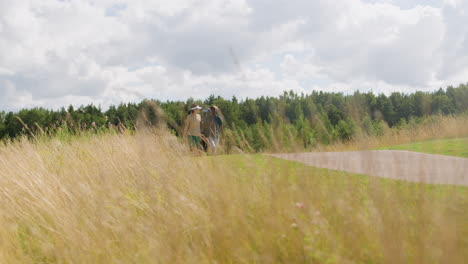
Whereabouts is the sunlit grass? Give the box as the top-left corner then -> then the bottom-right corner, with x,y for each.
0,130 -> 466,263
378,137 -> 468,158
315,114 -> 468,153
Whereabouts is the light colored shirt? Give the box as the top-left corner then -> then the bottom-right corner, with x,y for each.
185,114 -> 201,137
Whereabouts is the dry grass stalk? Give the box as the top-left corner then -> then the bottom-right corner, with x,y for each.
0,125 -> 466,263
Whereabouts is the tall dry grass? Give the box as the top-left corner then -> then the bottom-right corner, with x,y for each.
0,128 -> 466,263
318,114 -> 468,152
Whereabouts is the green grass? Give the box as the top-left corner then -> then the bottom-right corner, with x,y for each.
378,137 -> 468,158
208,154 -> 468,262
213,153 -> 467,198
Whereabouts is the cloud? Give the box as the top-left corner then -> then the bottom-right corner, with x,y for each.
0,0 -> 467,111
293,2 -> 445,86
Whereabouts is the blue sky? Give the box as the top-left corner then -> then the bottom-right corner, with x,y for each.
0,0 -> 467,111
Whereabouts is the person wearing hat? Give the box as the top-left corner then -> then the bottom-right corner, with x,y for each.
183,104 -> 203,151
200,105 -> 224,154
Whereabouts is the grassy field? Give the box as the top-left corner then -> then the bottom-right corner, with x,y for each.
379,137 -> 468,158
0,131 -> 467,263
316,115 -> 468,154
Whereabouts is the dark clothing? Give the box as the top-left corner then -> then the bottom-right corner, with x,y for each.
188,135 -> 202,150
201,114 -> 222,138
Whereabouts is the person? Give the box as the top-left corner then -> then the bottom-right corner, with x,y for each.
200,105 -> 224,154
183,104 -> 203,152
200,108 -> 212,152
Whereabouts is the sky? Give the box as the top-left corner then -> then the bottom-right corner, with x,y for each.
0,0 -> 467,111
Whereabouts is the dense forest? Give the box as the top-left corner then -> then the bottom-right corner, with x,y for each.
1,84 -> 467,151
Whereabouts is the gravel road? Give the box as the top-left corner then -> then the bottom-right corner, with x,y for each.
269,150 -> 468,186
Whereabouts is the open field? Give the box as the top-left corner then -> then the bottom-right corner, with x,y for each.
379,137 -> 468,158
0,131 -> 467,263
315,115 -> 468,154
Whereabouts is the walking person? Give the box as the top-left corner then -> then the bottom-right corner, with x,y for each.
201,105 -> 224,154
183,104 -> 203,153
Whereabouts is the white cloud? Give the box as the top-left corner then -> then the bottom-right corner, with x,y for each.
0,0 -> 467,111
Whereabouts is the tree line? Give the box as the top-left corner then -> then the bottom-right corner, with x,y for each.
1,83 -> 467,151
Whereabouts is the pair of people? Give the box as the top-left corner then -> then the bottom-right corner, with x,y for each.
183,104 -> 223,153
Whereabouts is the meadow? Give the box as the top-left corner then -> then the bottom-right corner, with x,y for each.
380,137 -> 468,158
315,114 -> 468,153
0,127 -> 466,263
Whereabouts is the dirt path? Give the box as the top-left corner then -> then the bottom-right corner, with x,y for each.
269,150 -> 468,186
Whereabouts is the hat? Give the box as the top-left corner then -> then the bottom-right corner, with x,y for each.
210,105 -> 219,113
191,104 -> 202,110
